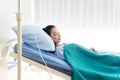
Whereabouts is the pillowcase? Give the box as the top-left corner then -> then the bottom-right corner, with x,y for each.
12,25 -> 55,51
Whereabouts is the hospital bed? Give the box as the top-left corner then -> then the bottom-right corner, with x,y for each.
2,39 -> 72,80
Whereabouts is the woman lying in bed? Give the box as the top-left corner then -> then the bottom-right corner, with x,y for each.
43,25 -> 120,80
42,25 -> 96,57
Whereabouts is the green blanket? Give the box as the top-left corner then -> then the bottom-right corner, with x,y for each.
64,43 -> 120,80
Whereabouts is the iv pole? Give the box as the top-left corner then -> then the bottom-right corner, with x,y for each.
16,0 -> 22,80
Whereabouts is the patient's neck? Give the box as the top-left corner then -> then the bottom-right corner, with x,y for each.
56,43 -> 63,47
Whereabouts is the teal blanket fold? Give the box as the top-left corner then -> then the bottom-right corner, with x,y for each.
64,43 -> 120,80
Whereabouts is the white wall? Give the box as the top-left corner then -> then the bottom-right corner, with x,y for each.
0,0 -> 119,52
0,0 -> 34,43
35,0 -> 120,52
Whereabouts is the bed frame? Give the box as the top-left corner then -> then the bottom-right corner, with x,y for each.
1,39 -> 71,80
10,52 -> 71,80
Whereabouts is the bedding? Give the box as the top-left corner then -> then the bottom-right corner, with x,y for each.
14,43 -> 72,76
64,43 -> 120,80
12,25 -> 55,51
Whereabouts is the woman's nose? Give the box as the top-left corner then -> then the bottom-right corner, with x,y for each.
59,34 -> 61,37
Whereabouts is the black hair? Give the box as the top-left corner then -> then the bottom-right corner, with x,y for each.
42,25 -> 56,36
42,25 -> 57,47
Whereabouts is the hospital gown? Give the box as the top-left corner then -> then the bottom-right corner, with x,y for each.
54,44 -> 65,60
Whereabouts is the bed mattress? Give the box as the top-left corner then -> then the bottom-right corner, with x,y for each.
14,43 -> 72,76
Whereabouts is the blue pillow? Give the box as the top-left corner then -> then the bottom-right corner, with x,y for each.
12,25 -> 55,51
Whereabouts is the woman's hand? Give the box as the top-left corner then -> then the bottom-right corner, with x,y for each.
90,47 -> 97,52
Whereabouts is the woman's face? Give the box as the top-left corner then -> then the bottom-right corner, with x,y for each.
50,27 -> 61,45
